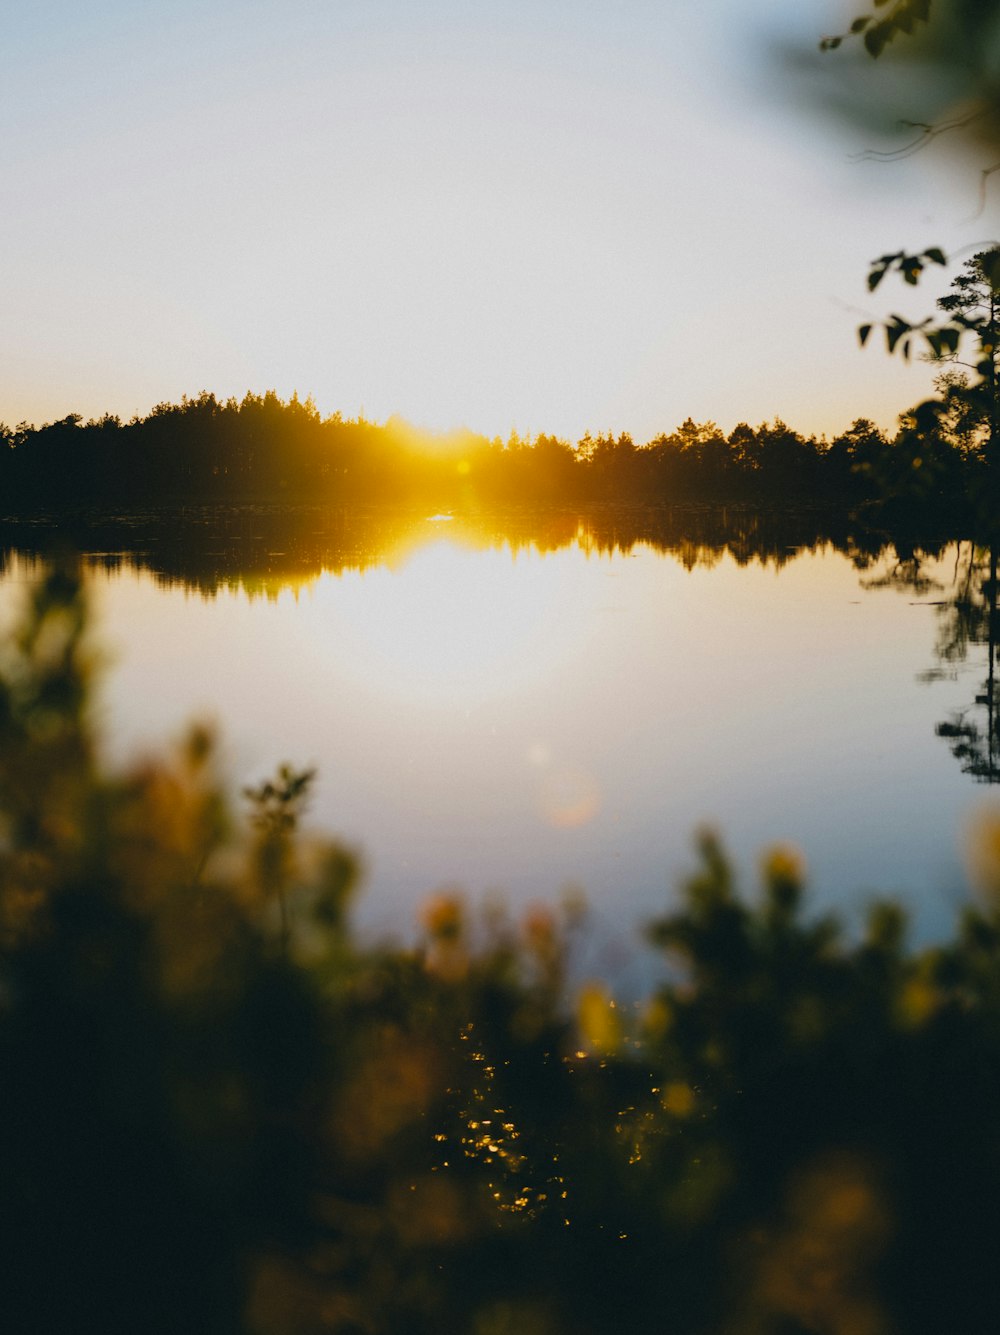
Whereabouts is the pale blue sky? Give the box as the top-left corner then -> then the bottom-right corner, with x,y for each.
2,1 -> 985,441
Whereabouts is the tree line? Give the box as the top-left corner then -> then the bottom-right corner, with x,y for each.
0,387 -> 985,516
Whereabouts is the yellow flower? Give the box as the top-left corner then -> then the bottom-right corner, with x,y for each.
577,981 -> 621,1053
421,890 -> 464,941
763,843 -> 805,887
964,807 -> 1000,909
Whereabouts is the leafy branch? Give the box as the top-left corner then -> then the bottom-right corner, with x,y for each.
866,246 -> 947,292
820,0 -> 932,58
857,246 -> 950,360
858,311 -> 962,362
858,247 -> 1000,369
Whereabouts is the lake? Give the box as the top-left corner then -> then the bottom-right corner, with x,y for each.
2,506 -> 994,974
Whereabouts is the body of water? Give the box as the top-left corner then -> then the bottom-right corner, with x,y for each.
1,508 -> 992,971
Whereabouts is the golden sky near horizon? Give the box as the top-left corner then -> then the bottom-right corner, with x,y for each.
2,0 -> 988,443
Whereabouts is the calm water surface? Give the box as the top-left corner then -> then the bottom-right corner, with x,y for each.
2,511 -> 992,961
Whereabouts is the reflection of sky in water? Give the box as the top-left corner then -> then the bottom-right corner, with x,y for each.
2,535 -> 988,961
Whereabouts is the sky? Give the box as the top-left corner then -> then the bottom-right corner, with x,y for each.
2,0 -> 992,443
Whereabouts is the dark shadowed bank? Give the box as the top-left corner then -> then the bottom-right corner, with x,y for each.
5,564 -> 1000,1335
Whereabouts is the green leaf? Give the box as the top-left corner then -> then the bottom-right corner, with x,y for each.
858,323 -> 873,347
886,321 -> 909,354
850,15 -> 871,32
940,328 -> 960,355
868,266 -> 887,292
923,247 -> 947,266
865,23 -> 890,56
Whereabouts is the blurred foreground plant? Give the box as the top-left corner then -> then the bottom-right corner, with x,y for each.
4,567 -> 1000,1334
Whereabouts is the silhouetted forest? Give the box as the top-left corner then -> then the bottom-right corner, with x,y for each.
0,388 -> 987,518
7,564 -> 1000,1334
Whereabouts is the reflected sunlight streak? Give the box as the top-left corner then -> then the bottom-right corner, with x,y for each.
304,536 -> 598,708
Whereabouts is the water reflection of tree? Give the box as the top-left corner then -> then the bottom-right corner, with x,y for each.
17,509 -> 1000,785
857,549 -> 947,601
0,505 -> 875,599
850,537 -> 1000,782
931,544 -> 1000,782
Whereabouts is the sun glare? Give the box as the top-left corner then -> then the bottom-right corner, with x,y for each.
303,532 -> 597,709
384,414 -> 481,461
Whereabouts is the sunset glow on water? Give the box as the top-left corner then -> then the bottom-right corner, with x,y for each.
0,518 -> 975,960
